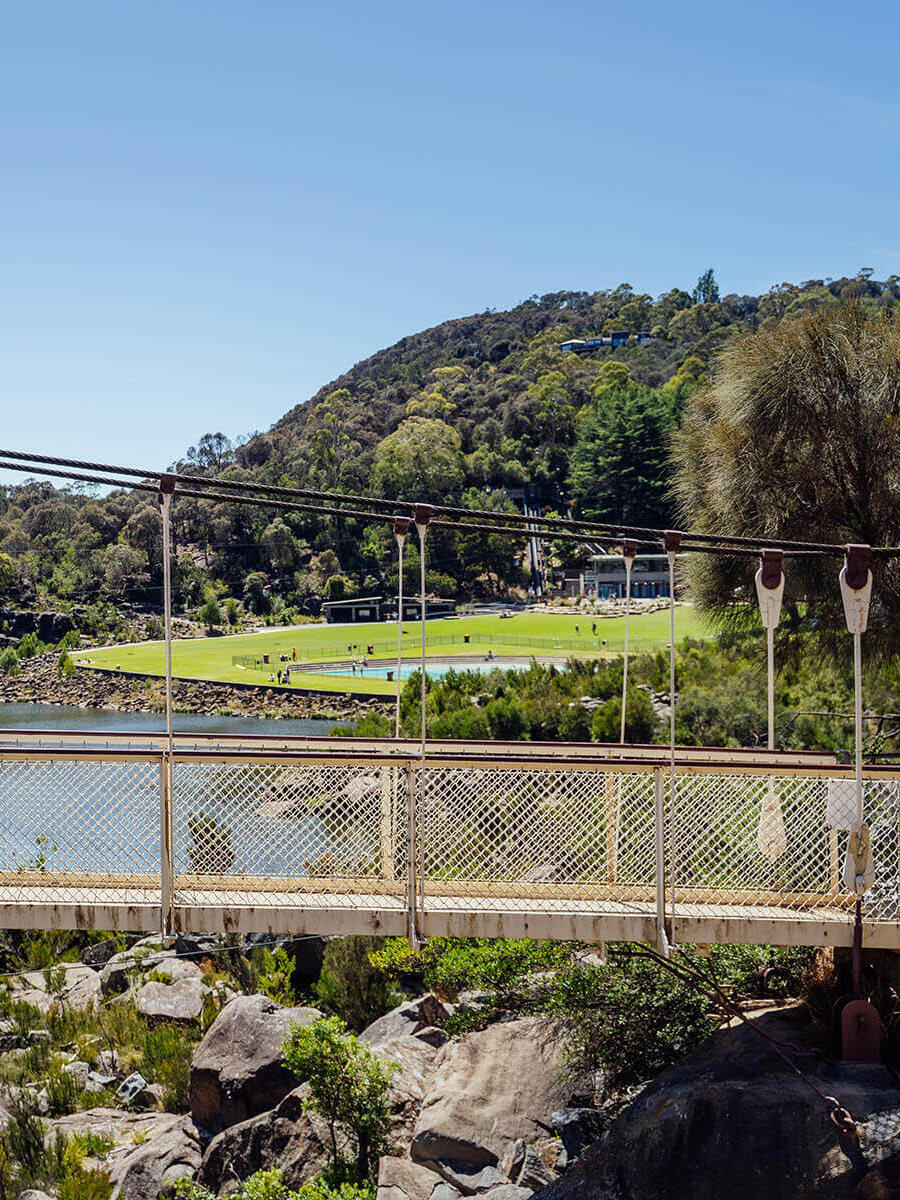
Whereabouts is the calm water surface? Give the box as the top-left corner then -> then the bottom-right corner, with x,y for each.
0,704 -> 351,877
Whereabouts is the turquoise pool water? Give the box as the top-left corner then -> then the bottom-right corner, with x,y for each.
322,659 -> 526,680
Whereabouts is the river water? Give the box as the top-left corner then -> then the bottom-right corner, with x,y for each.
0,702 -> 344,737
0,704 -> 350,878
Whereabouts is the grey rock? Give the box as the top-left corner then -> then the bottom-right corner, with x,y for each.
175,932 -> 220,957
374,1032 -> 443,1157
81,937 -> 124,967
62,1060 -> 90,1088
11,965 -> 101,1013
536,1005 -> 900,1200
50,1108 -> 201,1200
431,1184 -> 465,1200
135,979 -> 210,1023
412,1017 -> 568,1172
414,1026 -> 448,1049
432,1162 -> 510,1195
549,1108 -> 604,1160
190,994 -> 323,1135
361,995 -> 451,1050
198,1083 -> 336,1193
478,1188 -> 533,1200
378,1156 -> 452,1200
16,1191 -> 54,1200
85,1071 -> 117,1094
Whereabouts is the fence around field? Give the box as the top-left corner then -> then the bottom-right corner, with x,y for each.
0,731 -> 897,946
231,628 -> 660,673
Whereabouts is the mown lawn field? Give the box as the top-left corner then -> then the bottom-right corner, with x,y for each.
78,606 -> 710,695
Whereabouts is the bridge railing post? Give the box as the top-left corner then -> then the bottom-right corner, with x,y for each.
653,766 -> 670,956
405,763 -> 420,948
158,752 -> 174,938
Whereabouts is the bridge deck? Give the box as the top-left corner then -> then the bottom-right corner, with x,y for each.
0,884 -> 889,948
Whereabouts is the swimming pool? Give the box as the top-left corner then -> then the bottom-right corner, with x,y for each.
320,659 -> 527,680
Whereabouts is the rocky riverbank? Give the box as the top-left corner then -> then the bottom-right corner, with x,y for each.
0,652 -> 390,722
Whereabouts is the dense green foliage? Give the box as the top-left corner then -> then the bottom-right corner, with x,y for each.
314,936 -> 403,1033
3,270 -> 894,624
173,1171 -> 375,1200
369,935 -> 816,1085
673,299 -> 900,658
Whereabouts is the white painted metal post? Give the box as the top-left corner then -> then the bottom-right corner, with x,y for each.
620,540 -> 637,744
839,545 -> 873,889
653,767 -> 670,956
664,532 -> 681,945
157,475 -> 176,938
755,550 -> 785,752
394,519 -> 409,738
415,506 -> 431,935
755,550 -> 787,862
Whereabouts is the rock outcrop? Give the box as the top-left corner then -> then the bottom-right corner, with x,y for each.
50,1107 -> 202,1199
10,964 -> 101,1013
197,1084 -> 336,1194
534,1005 -> 900,1200
189,994 -> 323,1135
411,1017 -> 569,1182
135,978 -> 210,1023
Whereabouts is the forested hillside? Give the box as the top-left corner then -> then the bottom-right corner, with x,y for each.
1,270 -> 896,633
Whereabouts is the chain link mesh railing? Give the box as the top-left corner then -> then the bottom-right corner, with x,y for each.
0,756 -> 161,905
0,742 -> 898,938
171,758 -> 409,908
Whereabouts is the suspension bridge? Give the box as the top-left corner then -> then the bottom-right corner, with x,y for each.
0,727 -> 897,950
0,447 -> 894,952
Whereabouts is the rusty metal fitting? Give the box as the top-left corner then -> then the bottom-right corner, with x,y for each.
844,544 -> 872,591
760,549 -> 784,591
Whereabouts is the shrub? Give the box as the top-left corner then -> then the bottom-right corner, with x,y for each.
314,937 -> 401,1033
281,1017 -> 396,1181
0,648 -> 19,676
142,1023 -> 199,1112
172,1172 -> 376,1200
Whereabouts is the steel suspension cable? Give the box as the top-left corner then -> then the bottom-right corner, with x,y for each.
5,446 -> 898,557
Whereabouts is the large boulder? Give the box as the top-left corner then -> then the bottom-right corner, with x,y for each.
190,994 -> 322,1135
376,1032 -> 444,1157
197,1084 -> 336,1194
135,979 -> 210,1023
534,1005 -> 900,1200
49,1108 -> 202,1200
10,964 -> 101,1013
411,1017 -> 569,1183
378,1156 -> 458,1200
361,995 -> 451,1050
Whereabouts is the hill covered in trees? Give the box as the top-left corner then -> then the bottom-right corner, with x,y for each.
1,269 -> 897,633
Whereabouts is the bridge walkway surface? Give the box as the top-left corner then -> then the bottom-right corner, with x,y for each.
0,730 -> 896,949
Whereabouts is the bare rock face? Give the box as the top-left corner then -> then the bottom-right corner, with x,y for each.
49,1108 -> 202,1199
10,964 -> 101,1012
360,995 -> 451,1050
378,1156 -> 457,1200
534,1006 -> 900,1200
189,994 -> 322,1135
197,1083 -> 336,1194
135,979 -> 210,1023
411,1017 -> 569,1185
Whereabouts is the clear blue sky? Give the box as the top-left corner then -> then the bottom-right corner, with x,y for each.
1,0 -> 898,480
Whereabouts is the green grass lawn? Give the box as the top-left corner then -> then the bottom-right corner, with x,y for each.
78,606 -> 710,695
